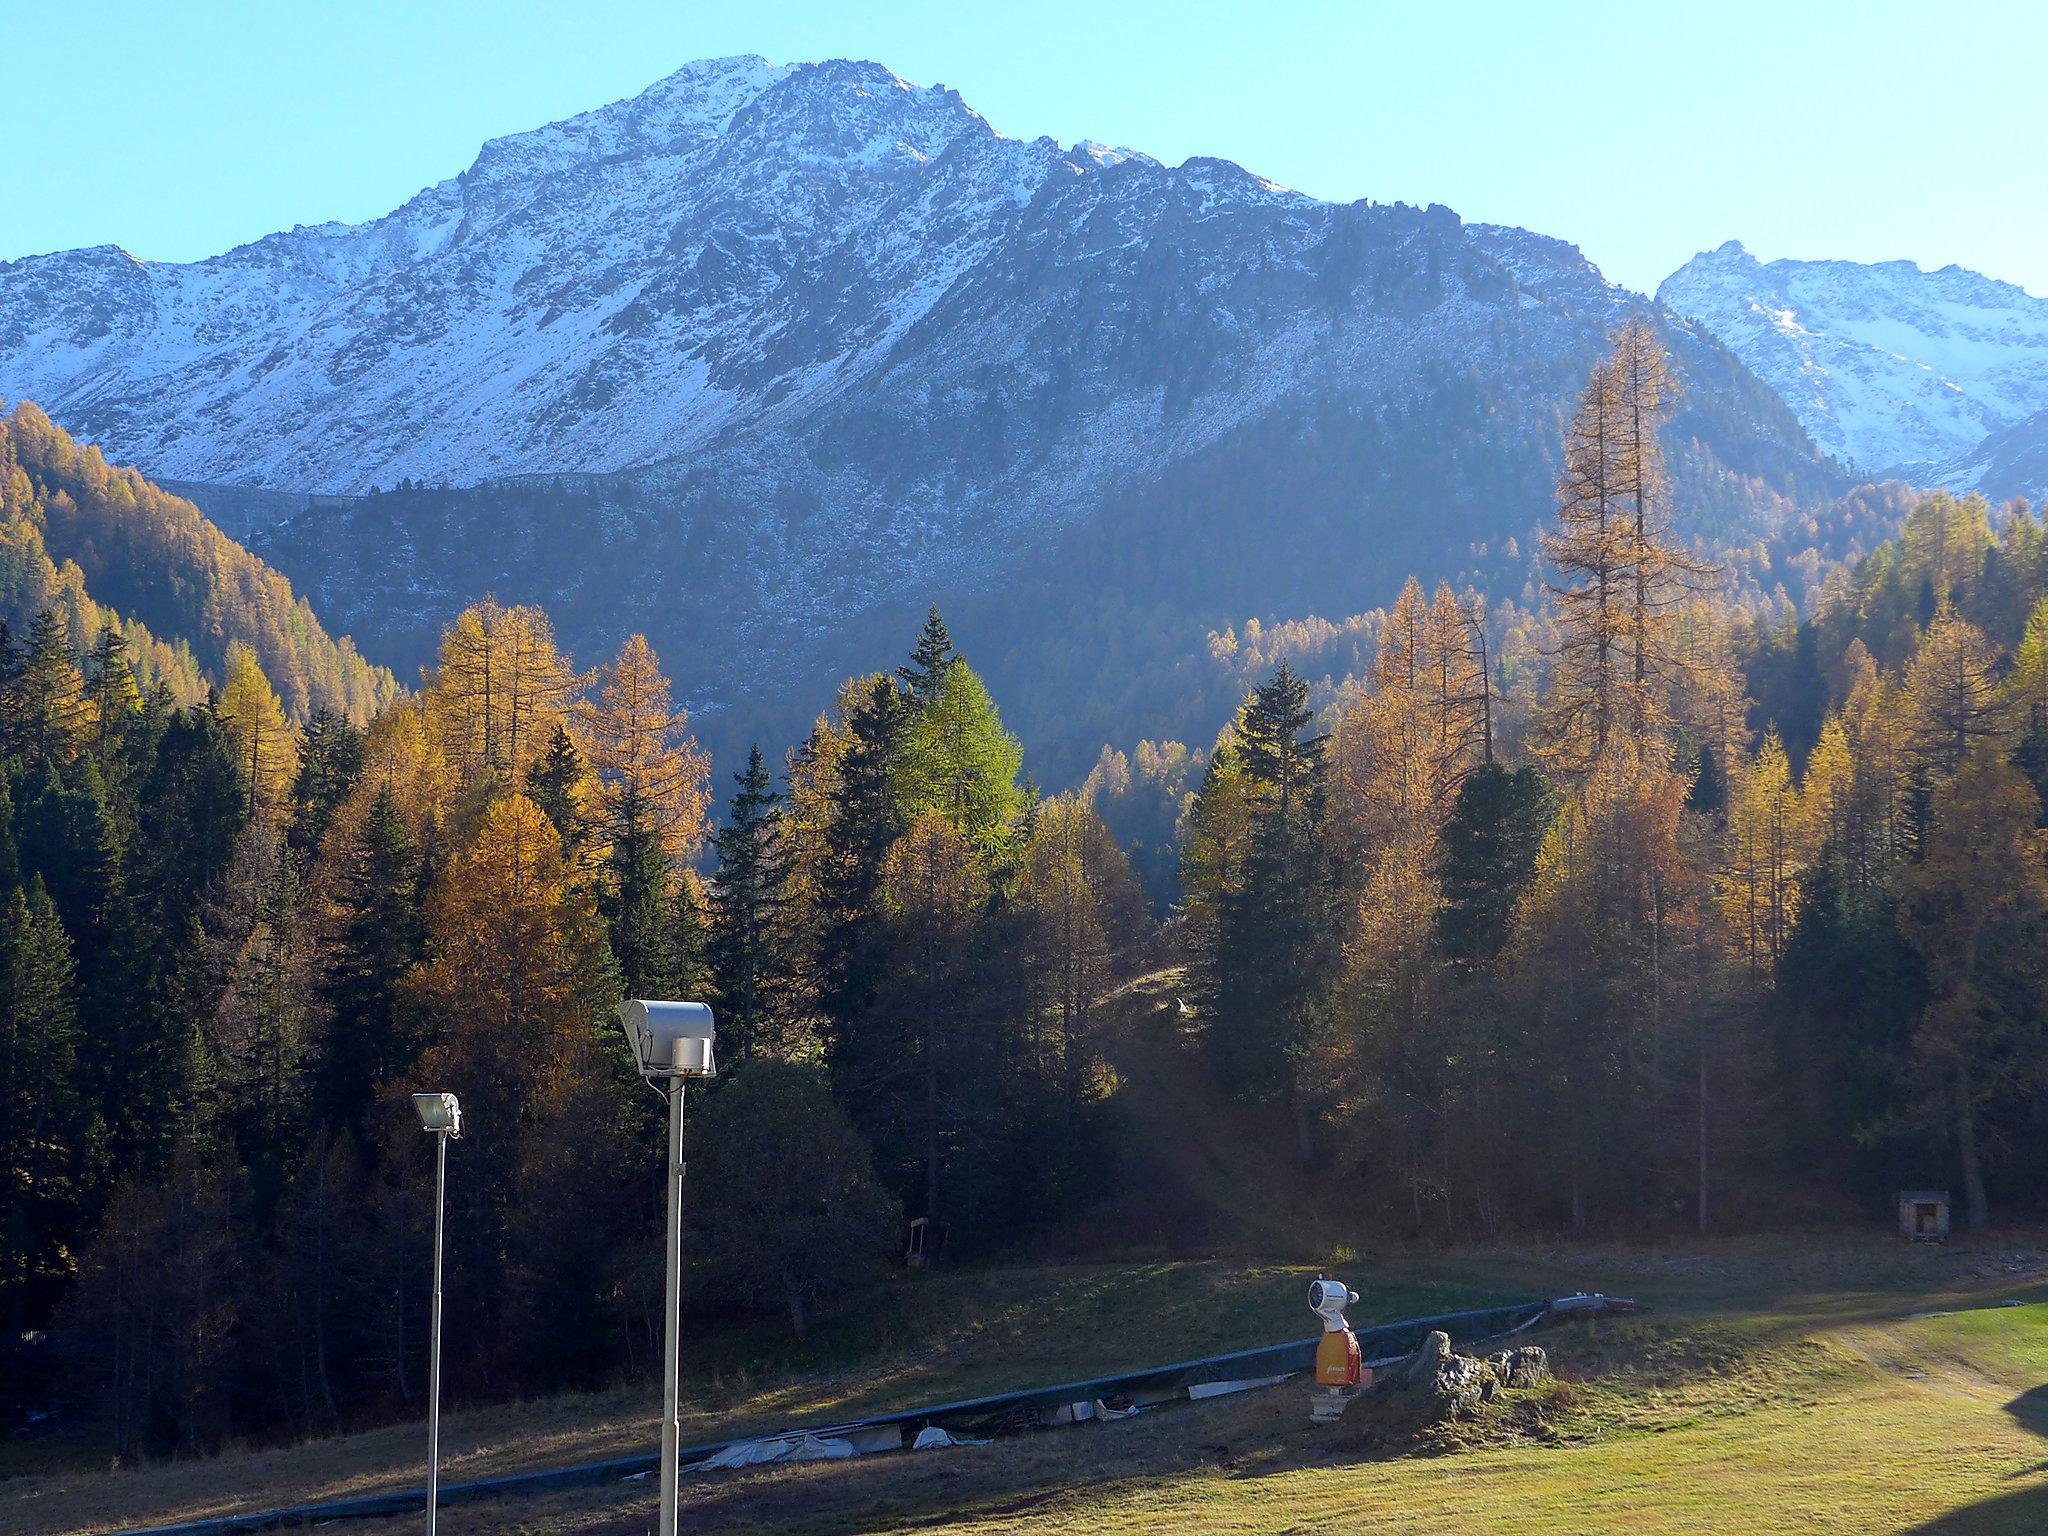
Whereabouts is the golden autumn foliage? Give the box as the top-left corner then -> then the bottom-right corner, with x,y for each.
1718,730 -> 1802,975
1016,793 -> 1143,1088
1897,749 -> 2048,1227
1901,601 -> 2009,778
1537,321 -> 1710,777
217,640 -> 299,823
406,794 -> 610,1126
426,598 -> 582,788
583,632 -> 711,863
353,698 -> 460,846
0,402 -> 395,720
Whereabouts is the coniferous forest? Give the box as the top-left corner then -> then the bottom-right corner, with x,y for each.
6,321 -> 2048,1457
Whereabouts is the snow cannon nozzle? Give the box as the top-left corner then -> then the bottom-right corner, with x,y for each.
1309,1278 -> 1358,1332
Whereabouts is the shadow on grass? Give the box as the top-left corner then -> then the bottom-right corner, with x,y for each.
1905,1481 -> 2048,1535
1904,1386 -> 2048,1535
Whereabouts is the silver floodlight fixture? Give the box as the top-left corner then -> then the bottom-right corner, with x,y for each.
619,999 -> 717,1081
413,1091 -> 463,1137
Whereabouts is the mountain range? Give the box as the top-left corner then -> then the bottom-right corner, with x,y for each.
9,54 -> 2016,776
1659,240 -> 2048,490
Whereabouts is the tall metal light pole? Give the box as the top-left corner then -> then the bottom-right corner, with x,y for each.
617,1001 -> 716,1536
412,1092 -> 462,1536
658,1076 -> 687,1536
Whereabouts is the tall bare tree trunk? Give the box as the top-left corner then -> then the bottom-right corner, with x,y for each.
1956,1059 -> 1989,1229
1697,1016 -> 1710,1235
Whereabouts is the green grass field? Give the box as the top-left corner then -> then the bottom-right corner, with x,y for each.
13,1233 -> 2048,1536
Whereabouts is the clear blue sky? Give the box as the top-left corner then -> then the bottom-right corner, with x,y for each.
3,0 -> 2041,297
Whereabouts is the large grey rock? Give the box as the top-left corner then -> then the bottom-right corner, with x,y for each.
1385,1332 -> 1550,1420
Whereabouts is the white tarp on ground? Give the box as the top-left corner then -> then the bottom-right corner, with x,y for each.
698,1434 -> 847,1469
912,1426 -> 990,1450
695,1424 -> 904,1469
1042,1397 -> 1146,1426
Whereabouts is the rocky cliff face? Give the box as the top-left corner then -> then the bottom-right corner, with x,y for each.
1660,239 -> 2048,490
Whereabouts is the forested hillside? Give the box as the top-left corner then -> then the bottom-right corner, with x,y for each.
5,329 -> 2045,1467
244,299 -> 1839,788
0,403 -> 394,720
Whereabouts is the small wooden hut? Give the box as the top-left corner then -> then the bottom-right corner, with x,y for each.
1898,1190 -> 1950,1243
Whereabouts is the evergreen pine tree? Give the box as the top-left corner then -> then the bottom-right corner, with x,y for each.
602,785 -> 681,996
290,707 -> 365,858
0,878 -> 94,1331
315,786 -> 424,1141
707,745 -> 795,1064
898,606 -> 956,708
83,624 -> 143,764
0,777 -> 18,899
1210,663 -> 1336,1156
1438,763 -> 1556,969
15,610 -> 91,768
0,621 -> 24,762
817,677 -> 909,1085
527,722 -> 589,860
110,708 -> 246,1174
13,757 -> 118,973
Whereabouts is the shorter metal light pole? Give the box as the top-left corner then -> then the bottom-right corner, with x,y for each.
412,1093 -> 463,1536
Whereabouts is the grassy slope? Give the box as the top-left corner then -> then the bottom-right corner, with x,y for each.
14,1238 -> 2048,1536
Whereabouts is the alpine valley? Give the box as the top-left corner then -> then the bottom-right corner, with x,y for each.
7,55 -> 2036,776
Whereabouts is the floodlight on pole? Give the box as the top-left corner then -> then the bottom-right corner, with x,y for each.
617,1001 -> 715,1536
412,1092 -> 461,1536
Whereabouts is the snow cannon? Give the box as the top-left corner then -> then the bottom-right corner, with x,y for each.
1308,1278 -> 1365,1424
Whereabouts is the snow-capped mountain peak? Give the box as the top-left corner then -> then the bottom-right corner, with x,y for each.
1659,239 -> 2048,485
0,52 -> 1826,537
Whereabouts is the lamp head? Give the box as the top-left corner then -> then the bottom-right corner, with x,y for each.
413,1092 -> 462,1137
618,1000 -> 716,1081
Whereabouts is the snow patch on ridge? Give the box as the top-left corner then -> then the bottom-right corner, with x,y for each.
1659,239 -> 2048,485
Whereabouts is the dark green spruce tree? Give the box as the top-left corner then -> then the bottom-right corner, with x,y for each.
603,784 -> 683,997
290,707 -> 365,859
1210,662 -> 1336,1157
316,787 -> 426,1142
707,745 -> 795,1065
114,707 -> 247,1175
14,611 -> 90,768
527,722 -> 588,860
82,624 -> 145,769
0,877 -> 95,1333
816,676 -> 909,1094
1438,763 -> 1555,971
898,606 -> 956,708
13,756 -> 119,974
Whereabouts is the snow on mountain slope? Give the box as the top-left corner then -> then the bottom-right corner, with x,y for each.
1944,405 -> 2048,502
1658,240 -> 2048,484
1,57 -> 1025,488
0,56 -> 1281,493
4,57 -> 1806,507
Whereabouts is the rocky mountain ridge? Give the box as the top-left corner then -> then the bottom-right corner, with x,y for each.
1659,239 -> 2048,492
